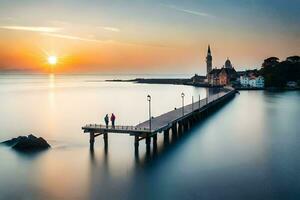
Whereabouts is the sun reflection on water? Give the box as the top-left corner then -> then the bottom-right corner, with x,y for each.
48,73 -> 55,89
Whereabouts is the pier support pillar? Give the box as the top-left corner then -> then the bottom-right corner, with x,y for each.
183,120 -> 188,132
178,121 -> 183,135
185,121 -> 189,131
188,118 -> 193,128
153,134 -> 157,146
134,136 -> 139,152
103,132 -> 108,143
89,132 -> 95,150
146,136 -> 151,152
194,114 -> 198,122
103,132 -> 108,149
192,115 -> 196,125
172,124 -> 177,136
172,123 -> 178,138
164,129 -> 169,138
164,129 -> 170,144
146,136 -> 151,145
197,112 -> 201,121
153,134 -> 157,153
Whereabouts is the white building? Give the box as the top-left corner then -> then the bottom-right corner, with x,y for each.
240,75 -> 264,88
286,81 -> 297,87
249,77 -> 256,87
240,75 -> 249,86
254,76 -> 265,88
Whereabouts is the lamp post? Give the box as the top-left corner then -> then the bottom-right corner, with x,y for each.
192,96 -> 194,111
147,95 -> 151,131
199,94 -> 201,109
181,92 -> 185,117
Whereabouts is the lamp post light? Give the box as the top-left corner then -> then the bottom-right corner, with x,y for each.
181,92 -> 185,117
147,95 -> 151,131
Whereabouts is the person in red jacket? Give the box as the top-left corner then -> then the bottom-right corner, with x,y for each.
111,113 -> 116,128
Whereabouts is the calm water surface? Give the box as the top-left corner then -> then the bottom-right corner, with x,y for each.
0,74 -> 299,200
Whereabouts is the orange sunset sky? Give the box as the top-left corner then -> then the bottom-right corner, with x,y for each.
0,0 -> 299,74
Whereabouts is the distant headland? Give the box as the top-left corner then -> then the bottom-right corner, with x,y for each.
106,77 -> 210,87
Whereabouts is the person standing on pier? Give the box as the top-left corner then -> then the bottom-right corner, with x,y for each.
104,114 -> 109,128
111,113 -> 116,128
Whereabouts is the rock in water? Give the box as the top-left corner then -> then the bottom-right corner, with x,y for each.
2,134 -> 51,151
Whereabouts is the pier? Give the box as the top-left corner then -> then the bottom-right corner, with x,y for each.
82,87 -> 236,151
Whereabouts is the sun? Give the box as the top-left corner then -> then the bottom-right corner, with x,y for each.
48,55 -> 57,65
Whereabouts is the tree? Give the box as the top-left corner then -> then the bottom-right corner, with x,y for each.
286,56 -> 300,63
262,57 -> 279,68
260,56 -> 300,87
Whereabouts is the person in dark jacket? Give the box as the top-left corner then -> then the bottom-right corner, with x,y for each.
110,113 -> 116,128
104,114 -> 109,128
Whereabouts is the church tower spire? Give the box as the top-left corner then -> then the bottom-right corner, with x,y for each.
206,45 -> 212,75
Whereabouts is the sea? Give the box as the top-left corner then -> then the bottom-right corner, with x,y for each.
0,73 -> 299,200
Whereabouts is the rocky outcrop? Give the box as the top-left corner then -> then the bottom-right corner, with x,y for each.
2,134 -> 50,151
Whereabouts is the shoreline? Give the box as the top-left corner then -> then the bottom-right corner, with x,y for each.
106,78 -> 191,84
106,78 -> 211,87
235,87 -> 300,91
106,78 -> 300,91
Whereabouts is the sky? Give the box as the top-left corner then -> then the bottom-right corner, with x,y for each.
0,0 -> 299,74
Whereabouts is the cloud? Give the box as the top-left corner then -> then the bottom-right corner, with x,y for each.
43,33 -> 172,49
98,26 -> 120,32
42,33 -> 107,43
0,25 -> 61,33
0,17 -> 16,22
163,4 -> 215,18
48,20 -> 71,26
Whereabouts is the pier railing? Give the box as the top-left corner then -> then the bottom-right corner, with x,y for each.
82,124 -> 151,133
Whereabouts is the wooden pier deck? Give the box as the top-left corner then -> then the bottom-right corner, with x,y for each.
82,87 -> 236,150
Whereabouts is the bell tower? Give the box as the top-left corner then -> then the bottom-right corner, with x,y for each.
206,45 -> 212,75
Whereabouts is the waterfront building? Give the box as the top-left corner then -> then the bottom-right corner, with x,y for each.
225,58 -> 233,69
240,75 -> 249,86
249,77 -> 256,87
254,76 -> 265,88
191,74 -> 206,83
206,45 -> 212,75
240,75 -> 264,88
203,45 -> 237,86
286,81 -> 297,87
207,68 -> 221,85
207,57 -> 237,86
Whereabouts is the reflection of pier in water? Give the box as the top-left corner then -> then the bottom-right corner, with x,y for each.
82,87 -> 236,153
134,128 -> 184,166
